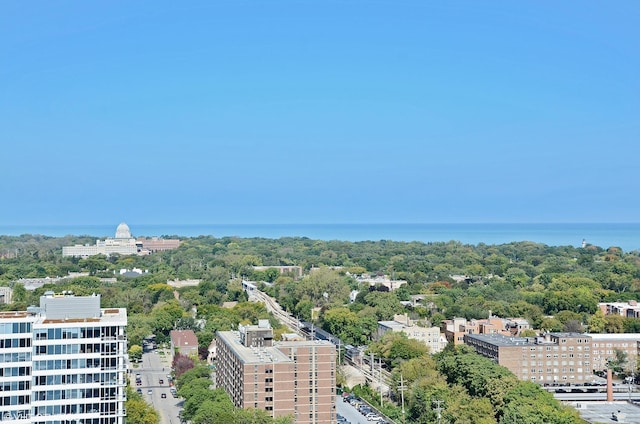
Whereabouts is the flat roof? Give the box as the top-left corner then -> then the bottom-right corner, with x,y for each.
465,333 -> 532,347
571,401 -> 640,423
217,331 -> 292,365
588,333 -> 640,341
378,321 -> 407,330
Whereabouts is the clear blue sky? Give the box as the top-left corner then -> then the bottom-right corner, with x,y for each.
1,1 -> 638,225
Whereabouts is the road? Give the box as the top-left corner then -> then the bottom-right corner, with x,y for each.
135,349 -> 183,424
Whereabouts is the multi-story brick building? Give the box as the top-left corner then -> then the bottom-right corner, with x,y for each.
590,333 -> 640,371
0,292 -> 127,424
442,315 -> 530,345
216,321 -> 336,424
464,333 -> 592,384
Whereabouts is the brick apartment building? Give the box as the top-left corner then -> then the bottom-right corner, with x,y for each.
590,333 -> 640,371
443,316 -> 530,345
216,321 -> 336,424
464,333 -> 592,384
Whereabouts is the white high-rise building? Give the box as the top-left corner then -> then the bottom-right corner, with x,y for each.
0,293 -> 127,424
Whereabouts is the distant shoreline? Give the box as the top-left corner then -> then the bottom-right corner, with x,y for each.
0,223 -> 638,252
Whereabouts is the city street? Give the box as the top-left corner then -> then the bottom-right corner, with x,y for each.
134,349 -> 183,424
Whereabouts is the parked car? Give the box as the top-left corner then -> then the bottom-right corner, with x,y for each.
147,389 -> 153,395
161,393 -> 167,398
159,379 -> 164,384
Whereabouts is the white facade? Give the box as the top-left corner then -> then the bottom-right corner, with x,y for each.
62,223 -> 137,258
377,315 -> 448,354
0,293 -> 127,424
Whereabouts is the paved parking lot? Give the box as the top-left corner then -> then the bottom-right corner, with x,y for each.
336,395 -> 390,424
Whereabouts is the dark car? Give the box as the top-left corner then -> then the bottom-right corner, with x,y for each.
161,393 -> 167,398
159,379 -> 164,385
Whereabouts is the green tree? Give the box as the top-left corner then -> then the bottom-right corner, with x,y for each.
587,310 -> 606,333
126,390 -> 159,424
128,345 -> 143,363
604,314 -> 625,333
368,332 -> 428,368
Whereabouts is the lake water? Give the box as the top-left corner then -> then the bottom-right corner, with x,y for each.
1,223 -> 638,252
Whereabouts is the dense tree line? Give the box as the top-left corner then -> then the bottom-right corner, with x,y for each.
1,234 -> 639,423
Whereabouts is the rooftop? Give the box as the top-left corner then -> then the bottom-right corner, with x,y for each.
572,401 -> 640,423
217,331 -> 292,365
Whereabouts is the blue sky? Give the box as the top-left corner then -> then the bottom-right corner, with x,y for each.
1,1 -> 638,225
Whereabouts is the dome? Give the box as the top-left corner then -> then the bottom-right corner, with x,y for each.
115,222 -> 132,239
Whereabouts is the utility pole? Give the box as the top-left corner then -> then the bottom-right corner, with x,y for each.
433,399 -> 444,424
379,356 -> 383,407
398,374 -> 407,424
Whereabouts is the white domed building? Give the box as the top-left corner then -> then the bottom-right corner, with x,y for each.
115,222 -> 132,239
63,222 -> 138,257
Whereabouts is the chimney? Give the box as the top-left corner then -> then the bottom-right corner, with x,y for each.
607,368 -> 614,402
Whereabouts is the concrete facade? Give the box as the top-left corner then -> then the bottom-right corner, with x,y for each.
598,301 -> 640,318
62,223 -> 179,258
377,315 -> 447,354
0,293 -> 127,424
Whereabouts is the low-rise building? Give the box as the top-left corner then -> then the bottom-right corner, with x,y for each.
377,314 -> 447,353
170,329 -> 199,358
354,274 -> 407,291
598,301 -> 640,318
442,315 -> 530,345
0,286 -> 12,304
253,266 -> 303,280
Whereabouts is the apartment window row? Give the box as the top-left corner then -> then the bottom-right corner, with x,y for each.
33,358 -> 102,371
0,380 -> 30,391
0,366 -> 30,377
0,352 -> 30,363
35,343 -> 107,355
0,322 -> 31,334
0,338 -> 31,348
33,403 -> 103,417
34,373 -> 108,386
35,388 -> 102,401
0,395 -> 30,406
34,328 -> 100,341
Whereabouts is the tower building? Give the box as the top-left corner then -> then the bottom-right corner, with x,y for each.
0,293 -> 127,424
216,321 -> 336,424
